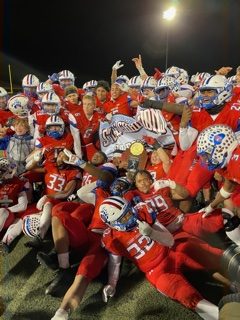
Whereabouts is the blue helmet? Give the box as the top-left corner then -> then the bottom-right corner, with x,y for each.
110,177 -> 132,196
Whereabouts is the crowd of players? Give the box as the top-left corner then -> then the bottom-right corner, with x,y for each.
0,56 -> 240,319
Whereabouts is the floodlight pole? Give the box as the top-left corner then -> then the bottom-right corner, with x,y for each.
165,25 -> 169,70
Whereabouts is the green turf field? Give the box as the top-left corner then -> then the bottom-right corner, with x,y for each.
1,234 -> 226,320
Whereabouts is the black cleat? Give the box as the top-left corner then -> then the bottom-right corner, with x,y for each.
0,242 -> 10,255
45,267 -> 74,297
24,236 -> 43,249
37,251 -> 58,271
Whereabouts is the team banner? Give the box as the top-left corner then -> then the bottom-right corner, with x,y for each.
99,110 -> 175,158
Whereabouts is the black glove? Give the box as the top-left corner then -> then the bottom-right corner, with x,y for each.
223,212 -> 240,232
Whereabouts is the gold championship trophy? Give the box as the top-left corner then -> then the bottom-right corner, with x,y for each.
121,142 -> 148,180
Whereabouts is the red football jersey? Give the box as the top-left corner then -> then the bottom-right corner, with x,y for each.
36,132 -> 74,163
146,163 -> 166,181
69,109 -> 104,145
125,188 -> 181,226
35,108 -> 69,127
218,146 -> 240,184
102,226 -> 169,273
103,93 -> 133,116
44,163 -> 80,195
81,171 -> 97,187
53,84 -> 84,99
191,102 -> 240,132
0,109 -> 15,127
0,177 -> 28,207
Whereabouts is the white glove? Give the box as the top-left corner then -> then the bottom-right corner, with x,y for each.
63,149 -> 86,168
105,113 -> 113,121
51,308 -> 69,320
112,60 -> 124,70
36,195 -> 48,210
152,179 -> 176,191
199,204 -> 214,218
33,148 -> 45,162
102,284 -> 116,303
137,219 -> 152,237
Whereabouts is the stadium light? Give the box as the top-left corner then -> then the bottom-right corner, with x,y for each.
163,7 -> 176,21
162,7 -> 176,69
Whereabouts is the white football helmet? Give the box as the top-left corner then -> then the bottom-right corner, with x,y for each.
176,68 -> 189,85
22,214 -> 41,238
199,75 -> 233,109
45,115 -> 65,139
140,76 -> 157,97
41,92 -> 61,114
227,75 -> 237,86
22,74 -> 40,88
165,66 -> 181,79
100,196 -> 137,231
7,94 -> 29,117
82,80 -> 98,92
128,76 -> 143,89
197,124 -> 238,170
0,87 -> 8,109
58,70 -> 75,88
0,87 -> 8,97
116,75 -> 130,84
155,76 -> 179,100
36,82 -> 53,95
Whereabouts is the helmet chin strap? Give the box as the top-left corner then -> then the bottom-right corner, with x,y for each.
206,103 -> 225,115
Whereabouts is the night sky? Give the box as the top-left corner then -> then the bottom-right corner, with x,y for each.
1,0 -> 240,88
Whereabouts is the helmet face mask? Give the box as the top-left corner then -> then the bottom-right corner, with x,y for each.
197,124 -> 238,171
110,178 -> 131,196
22,74 -> 39,99
165,66 -> 181,79
199,89 -> 218,109
100,196 -> 137,231
45,116 -> 65,139
36,82 -> 53,100
7,94 -> 29,117
42,92 -> 60,114
58,70 -> 75,89
0,87 -> 8,109
0,96 -> 7,109
140,77 -> 157,97
199,75 -> 232,110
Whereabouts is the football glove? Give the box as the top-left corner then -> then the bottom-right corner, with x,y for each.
112,60 -> 124,71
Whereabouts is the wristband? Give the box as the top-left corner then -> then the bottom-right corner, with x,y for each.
169,180 -> 176,190
219,187 -> 232,199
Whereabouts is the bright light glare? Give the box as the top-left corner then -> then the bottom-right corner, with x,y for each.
163,7 -> 176,21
